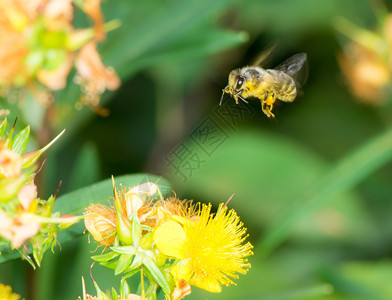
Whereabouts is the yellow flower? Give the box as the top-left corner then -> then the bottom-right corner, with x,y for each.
0,283 -> 21,300
153,203 -> 253,293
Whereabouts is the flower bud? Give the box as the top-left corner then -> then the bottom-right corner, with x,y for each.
116,210 -> 133,245
84,204 -> 116,246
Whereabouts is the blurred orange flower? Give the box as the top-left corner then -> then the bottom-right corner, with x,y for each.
76,41 -> 120,106
0,0 -> 119,107
336,12 -> 392,104
0,146 -> 22,178
338,43 -> 390,104
0,210 -> 41,248
0,182 -> 40,248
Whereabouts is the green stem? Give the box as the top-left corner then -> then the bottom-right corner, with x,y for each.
259,126 -> 392,257
262,284 -> 333,300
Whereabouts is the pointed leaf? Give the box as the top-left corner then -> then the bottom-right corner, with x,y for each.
131,214 -> 142,247
91,251 -> 120,262
115,254 -> 133,275
11,125 -> 30,154
22,129 -> 66,169
94,281 -> 111,300
119,278 -> 130,299
122,268 -> 140,280
111,288 -> 118,300
143,256 -> 171,296
99,260 -> 118,270
124,254 -> 143,272
111,246 -> 137,255
0,118 -> 7,138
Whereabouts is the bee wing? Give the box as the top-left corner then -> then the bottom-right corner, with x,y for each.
252,41 -> 278,67
275,53 -> 308,86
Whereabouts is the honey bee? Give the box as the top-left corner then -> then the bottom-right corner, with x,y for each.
220,53 -> 308,118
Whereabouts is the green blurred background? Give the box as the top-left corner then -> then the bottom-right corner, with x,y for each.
2,0 -> 392,299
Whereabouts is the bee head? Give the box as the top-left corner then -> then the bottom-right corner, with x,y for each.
228,69 -> 246,93
220,69 -> 249,106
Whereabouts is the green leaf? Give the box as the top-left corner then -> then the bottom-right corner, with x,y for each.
131,214 -> 142,247
143,256 -> 171,296
94,280 -> 111,300
111,288 -> 118,300
111,246 -> 136,256
122,268 -> 140,280
91,251 -> 120,262
124,253 -> 142,273
99,260 -> 118,270
115,254 -> 133,275
11,125 -> 30,154
22,129 -> 66,169
65,142 -> 101,191
119,278 -> 130,299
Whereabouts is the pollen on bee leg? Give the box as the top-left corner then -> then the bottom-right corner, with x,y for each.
265,92 -> 276,106
261,99 -> 275,118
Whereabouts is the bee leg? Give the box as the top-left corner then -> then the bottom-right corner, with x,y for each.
261,92 -> 275,118
261,98 -> 269,116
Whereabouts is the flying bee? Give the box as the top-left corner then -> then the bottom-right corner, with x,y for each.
220,53 -> 308,118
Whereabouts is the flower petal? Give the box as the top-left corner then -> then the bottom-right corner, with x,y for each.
17,182 -> 37,210
0,148 -> 22,178
189,276 -> 222,293
76,41 -> 120,92
171,260 -> 192,283
81,0 -> 105,41
153,220 -> 187,259
37,52 -> 74,90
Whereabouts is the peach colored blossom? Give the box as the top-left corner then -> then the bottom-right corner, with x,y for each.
43,0 -> 73,31
76,41 -> 120,101
0,210 -> 41,248
82,0 -> 105,41
0,147 -> 22,178
37,53 -> 74,90
17,182 -> 37,211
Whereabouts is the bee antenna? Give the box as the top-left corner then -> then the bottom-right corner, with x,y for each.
219,90 -> 226,106
238,96 -> 248,104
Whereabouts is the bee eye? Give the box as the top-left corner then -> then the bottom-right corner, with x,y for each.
235,77 -> 244,90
